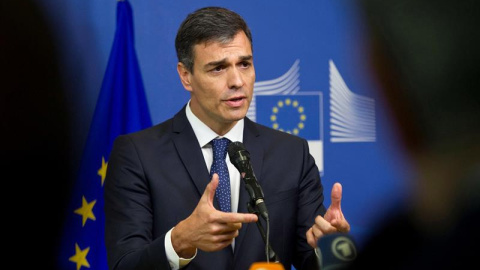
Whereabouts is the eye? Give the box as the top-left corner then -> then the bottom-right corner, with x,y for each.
211,65 -> 225,73
239,61 -> 251,69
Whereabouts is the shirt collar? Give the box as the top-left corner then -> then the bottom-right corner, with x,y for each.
185,100 -> 244,148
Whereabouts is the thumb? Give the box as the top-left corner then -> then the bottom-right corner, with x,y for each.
330,182 -> 343,210
204,173 -> 219,207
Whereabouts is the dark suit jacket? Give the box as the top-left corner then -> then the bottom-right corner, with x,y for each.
104,106 -> 326,270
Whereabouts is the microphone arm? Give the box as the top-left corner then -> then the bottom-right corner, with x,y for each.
228,141 -> 280,263
247,201 -> 280,263
240,162 -> 269,220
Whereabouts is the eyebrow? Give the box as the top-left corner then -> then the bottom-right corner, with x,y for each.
204,55 -> 253,69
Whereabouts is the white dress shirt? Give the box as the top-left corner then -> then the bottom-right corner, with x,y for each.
165,101 -> 244,269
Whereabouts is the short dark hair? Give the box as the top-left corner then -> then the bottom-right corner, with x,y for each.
175,6 -> 253,73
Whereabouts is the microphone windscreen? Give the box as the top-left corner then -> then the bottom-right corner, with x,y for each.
316,233 -> 357,269
228,141 -> 251,170
249,262 -> 285,270
228,141 -> 247,158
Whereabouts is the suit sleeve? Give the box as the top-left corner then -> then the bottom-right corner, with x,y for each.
104,135 -> 171,270
294,138 -> 326,270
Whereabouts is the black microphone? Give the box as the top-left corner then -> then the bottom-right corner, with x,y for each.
227,141 -> 269,220
316,233 -> 357,270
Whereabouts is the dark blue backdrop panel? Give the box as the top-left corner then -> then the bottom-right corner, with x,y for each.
38,0 -> 410,267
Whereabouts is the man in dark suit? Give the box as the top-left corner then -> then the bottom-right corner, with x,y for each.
104,6 -> 350,270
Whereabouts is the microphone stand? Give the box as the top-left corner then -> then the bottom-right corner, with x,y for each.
247,201 -> 280,263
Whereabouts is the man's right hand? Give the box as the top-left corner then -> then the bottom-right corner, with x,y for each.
171,173 -> 258,258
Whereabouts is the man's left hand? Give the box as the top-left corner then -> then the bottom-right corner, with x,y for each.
306,182 -> 350,248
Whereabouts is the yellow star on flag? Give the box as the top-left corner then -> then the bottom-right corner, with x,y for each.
98,156 -> 108,186
74,196 -> 96,227
69,243 -> 90,270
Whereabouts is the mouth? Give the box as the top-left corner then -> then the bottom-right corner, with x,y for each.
224,96 -> 246,108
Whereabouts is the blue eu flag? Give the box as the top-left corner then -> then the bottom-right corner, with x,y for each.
58,1 -> 151,269
255,94 -> 321,140
255,93 -> 324,174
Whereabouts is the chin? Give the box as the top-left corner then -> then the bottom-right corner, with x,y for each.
227,112 -> 247,122
226,106 -> 248,118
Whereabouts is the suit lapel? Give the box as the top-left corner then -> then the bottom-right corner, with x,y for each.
234,118 -> 264,260
171,106 -> 211,198
171,111 -> 265,261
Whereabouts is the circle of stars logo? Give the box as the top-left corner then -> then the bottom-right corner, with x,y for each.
270,98 -> 306,135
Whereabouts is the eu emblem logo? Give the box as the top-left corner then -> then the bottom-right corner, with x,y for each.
255,93 -> 324,174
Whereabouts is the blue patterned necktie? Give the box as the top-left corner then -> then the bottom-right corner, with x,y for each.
210,138 -> 231,212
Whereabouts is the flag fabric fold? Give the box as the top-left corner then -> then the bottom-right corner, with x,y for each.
58,1 -> 151,269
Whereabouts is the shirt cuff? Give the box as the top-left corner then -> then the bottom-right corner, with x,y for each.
165,228 -> 197,269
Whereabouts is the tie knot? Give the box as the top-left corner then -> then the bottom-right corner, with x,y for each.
211,138 -> 230,159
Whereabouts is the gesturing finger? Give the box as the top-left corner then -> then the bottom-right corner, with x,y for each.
330,182 -> 343,210
330,218 -> 351,233
208,222 -> 242,235
204,174 -> 220,207
314,215 -> 337,234
306,228 -> 317,248
214,211 -> 258,224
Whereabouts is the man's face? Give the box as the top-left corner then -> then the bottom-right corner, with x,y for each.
177,31 -> 255,135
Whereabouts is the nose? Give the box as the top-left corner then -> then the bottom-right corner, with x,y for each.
227,67 -> 244,90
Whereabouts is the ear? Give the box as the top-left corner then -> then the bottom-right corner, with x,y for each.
177,62 -> 193,92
